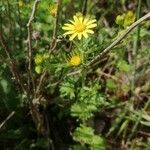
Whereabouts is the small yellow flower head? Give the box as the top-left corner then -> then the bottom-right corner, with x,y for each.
68,54 -> 81,66
34,54 -> 43,65
116,11 -> 135,28
62,13 -> 97,40
48,4 -> 58,17
115,13 -> 126,26
18,0 -> 24,7
124,11 -> 135,27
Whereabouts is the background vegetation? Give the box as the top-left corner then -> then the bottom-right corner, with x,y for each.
0,0 -> 150,149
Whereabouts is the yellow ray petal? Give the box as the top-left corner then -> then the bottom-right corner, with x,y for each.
64,23 -> 74,28
62,26 -> 73,30
73,15 -> 80,24
69,20 -> 76,25
83,32 -> 88,38
78,16 -> 83,23
83,17 -> 89,24
86,19 -> 97,25
87,23 -> 97,29
63,30 -> 75,35
77,33 -> 82,40
70,33 -> 78,40
85,29 -> 94,34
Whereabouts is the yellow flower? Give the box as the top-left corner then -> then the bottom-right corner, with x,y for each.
34,54 -> 43,65
67,54 -> 81,66
62,13 -> 97,40
116,11 -> 135,28
48,4 -> 58,17
124,11 -> 135,27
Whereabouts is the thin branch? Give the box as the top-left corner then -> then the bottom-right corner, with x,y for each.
49,0 -> 62,52
138,130 -> 150,136
52,0 -> 61,40
0,111 -> 15,129
0,32 -> 26,93
96,70 -> 123,83
27,0 -> 40,27
88,12 -> 150,68
17,0 -> 23,50
35,71 -> 47,95
27,0 -> 40,93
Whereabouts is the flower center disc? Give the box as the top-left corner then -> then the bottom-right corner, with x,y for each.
75,23 -> 86,32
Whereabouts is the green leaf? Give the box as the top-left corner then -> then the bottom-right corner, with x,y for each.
70,83 -> 107,121
60,80 -> 75,99
35,65 -> 43,74
117,60 -> 131,72
0,79 -> 9,94
73,124 -> 105,150
140,121 -> 150,127
142,114 -> 150,122
71,103 -> 96,121
117,120 -> 129,135
121,84 -> 130,92
106,79 -> 117,89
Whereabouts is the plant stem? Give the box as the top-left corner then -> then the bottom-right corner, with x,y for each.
132,0 -> 142,90
129,0 -> 142,140
27,0 -> 40,94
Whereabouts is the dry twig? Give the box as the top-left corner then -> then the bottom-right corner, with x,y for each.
27,0 -> 40,93
0,111 -> 15,129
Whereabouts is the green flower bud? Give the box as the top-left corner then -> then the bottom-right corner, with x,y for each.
35,65 -> 43,74
115,13 -> 125,26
